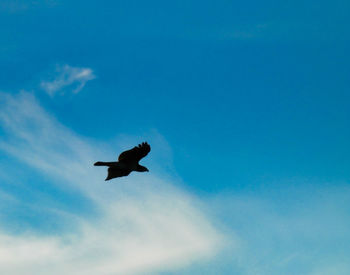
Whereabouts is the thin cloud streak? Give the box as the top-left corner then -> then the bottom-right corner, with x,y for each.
206,184 -> 350,275
0,92 -> 223,275
40,65 -> 95,95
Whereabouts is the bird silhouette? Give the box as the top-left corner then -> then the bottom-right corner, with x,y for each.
94,142 -> 151,180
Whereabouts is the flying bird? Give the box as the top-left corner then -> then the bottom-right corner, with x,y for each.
94,142 -> 151,180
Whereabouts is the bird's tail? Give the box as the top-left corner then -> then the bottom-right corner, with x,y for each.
94,161 -> 115,167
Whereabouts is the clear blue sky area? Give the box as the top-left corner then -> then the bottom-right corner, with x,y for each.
0,1 -> 349,274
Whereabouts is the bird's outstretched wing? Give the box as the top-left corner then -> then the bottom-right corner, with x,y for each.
105,167 -> 131,180
118,142 -> 151,163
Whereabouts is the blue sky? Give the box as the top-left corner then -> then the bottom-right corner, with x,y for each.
0,0 -> 349,274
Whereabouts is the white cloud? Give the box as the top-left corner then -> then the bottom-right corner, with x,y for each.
40,65 -> 95,95
0,92 -> 223,275
1,91 -> 349,275
206,184 -> 350,275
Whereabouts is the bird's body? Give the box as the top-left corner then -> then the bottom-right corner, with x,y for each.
94,142 -> 151,180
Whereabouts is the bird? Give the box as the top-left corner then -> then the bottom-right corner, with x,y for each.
94,142 -> 151,181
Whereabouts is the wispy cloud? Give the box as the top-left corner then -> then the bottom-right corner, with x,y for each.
206,183 -> 350,275
3,93 -> 348,275
40,65 -> 95,96
0,92 -> 223,274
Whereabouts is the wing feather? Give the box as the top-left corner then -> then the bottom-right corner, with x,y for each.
118,142 -> 151,163
106,167 -> 131,180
